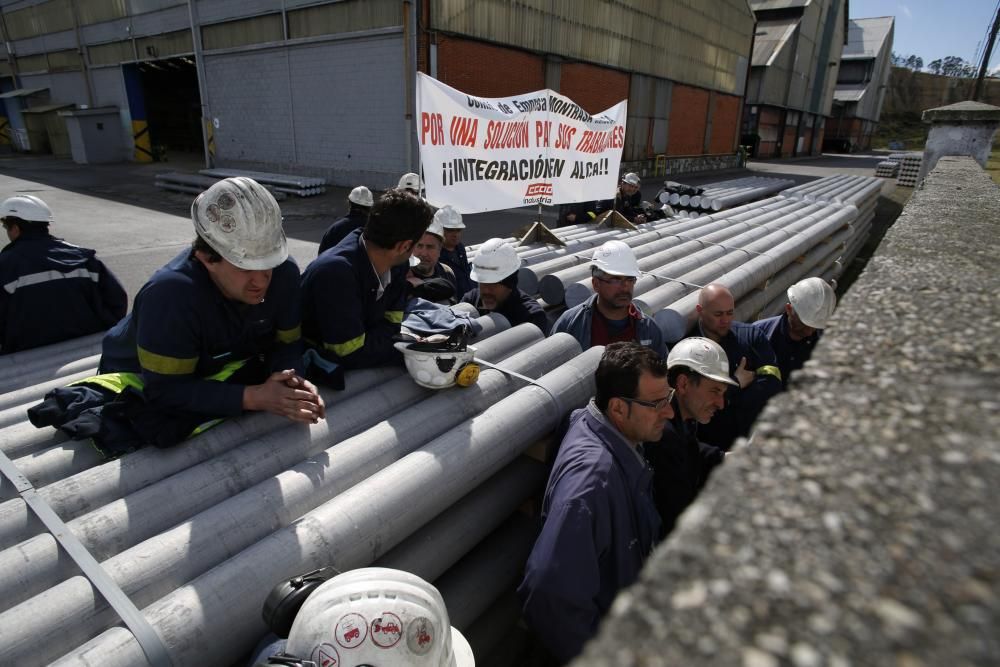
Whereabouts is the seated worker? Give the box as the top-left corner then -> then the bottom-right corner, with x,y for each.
594,172 -> 647,223
437,205 -> 472,296
317,185 -> 373,255
552,240 -> 663,356
518,342 -> 668,663
645,337 -> 735,537
689,283 -> 782,450
31,178 -> 324,455
406,214 -> 457,304
754,277 -> 836,389
460,238 -> 548,334
0,195 -> 127,353
557,200 -> 597,227
301,188 -> 433,370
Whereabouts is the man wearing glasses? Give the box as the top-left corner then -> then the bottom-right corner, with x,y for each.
518,342 -> 670,662
645,336 -> 736,537
552,240 -> 664,357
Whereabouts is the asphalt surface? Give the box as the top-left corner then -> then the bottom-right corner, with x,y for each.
0,150 -> 888,302
573,156 -> 1000,665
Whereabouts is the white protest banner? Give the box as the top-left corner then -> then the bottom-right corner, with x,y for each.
415,72 -> 627,214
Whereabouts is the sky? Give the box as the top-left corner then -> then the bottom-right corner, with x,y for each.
850,0 -> 1000,73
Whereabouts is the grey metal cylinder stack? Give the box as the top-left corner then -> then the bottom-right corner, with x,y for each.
0,171 -> 891,666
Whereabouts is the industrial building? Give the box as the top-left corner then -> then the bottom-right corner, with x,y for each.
0,0 -> 756,186
742,0 -> 848,158
825,16 -> 894,151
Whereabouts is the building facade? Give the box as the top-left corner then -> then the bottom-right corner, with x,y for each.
825,16 -> 893,151
0,0 -> 756,185
742,0 -> 848,158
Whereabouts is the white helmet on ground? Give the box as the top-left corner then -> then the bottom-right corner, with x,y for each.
192,177 -> 287,271
469,238 -> 519,283
591,240 -> 641,277
787,277 -> 836,329
434,205 -> 465,230
1,195 -> 53,223
348,186 -> 373,207
399,172 -> 424,193
667,337 -> 738,386
285,567 -> 475,667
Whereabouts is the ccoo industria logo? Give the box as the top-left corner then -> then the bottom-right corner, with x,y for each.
523,182 -> 553,205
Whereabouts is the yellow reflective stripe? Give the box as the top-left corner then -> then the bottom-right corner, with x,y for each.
205,358 -> 248,382
384,310 -> 403,324
138,347 -> 198,375
756,365 -> 782,381
189,418 -> 225,437
276,325 -> 302,344
325,333 -> 365,357
70,372 -> 144,394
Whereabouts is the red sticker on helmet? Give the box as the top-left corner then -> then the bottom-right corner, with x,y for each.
310,642 -> 340,667
406,616 -> 435,655
335,613 -> 367,649
370,612 -> 403,648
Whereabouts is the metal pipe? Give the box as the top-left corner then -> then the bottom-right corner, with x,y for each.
45,346 -> 602,667
0,334 -> 577,662
0,334 -> 101,375
434,514 -> 536,630
374,456 -> 545,581
0,368 -> 99,430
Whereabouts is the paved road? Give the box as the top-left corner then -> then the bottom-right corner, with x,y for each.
0,151 -> 889,302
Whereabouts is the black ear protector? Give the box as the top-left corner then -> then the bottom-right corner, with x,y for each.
261,566 -> 339,638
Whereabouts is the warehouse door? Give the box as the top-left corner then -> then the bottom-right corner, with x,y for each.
123,57 -> 203,162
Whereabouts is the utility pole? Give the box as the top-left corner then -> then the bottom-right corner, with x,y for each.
973,4 -> 1000,101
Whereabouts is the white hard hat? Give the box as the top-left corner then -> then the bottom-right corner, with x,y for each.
1,194 -> 53,223
399,172 -> 424,193
591,240 -> 641,278
394,341 -> 477,389
667,337 -> 738,386
285,567 -> 475,667
469,238 -> 519,283
425,218 -> 445,240
348,186 -> 373,207
622,172 -> 640,186
434,205 -> 465,230
787,277 -> 836,329
192,177 -> 288,271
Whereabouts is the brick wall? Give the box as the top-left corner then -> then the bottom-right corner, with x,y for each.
667,83 -> 709,155
436,35 -> 544,96
708,93 -> 740,154
781,125 -> 796,157
558,62 -> 629,113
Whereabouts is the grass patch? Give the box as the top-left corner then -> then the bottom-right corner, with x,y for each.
986,146 -> 1000,186
871,113 -> 927,151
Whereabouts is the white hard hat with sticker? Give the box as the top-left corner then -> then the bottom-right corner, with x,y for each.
191,177 -> 287,271
285,568 -> 475,667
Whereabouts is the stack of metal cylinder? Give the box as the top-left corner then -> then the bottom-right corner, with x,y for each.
0,172 -> 886,666
0,315 -> 603,666
200,168 -> 328,197
505,174 -> 883,339
663,175 -> 796,214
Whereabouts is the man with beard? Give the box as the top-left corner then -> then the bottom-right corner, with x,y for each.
552,240 -> 663,357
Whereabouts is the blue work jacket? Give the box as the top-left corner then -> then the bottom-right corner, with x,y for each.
317,208 -> 369,256
552,294 -> 664,357
754,312 -> 822,389
0,230 -> 126,353
100,249 -> 303,417
461,286 -> 549,335
518,402 -> 660,662
439,242 -> 472,296
301,229 -> 407,370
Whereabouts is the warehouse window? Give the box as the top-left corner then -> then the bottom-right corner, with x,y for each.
89,40 -> 135,66
47,49 -> 83,72
16,53 -> 49,73
136,29 -> 193,59
201,14 -> 284,50
129,0 -> 185,15
287,0 -> 402,39
75,0 -> 128,26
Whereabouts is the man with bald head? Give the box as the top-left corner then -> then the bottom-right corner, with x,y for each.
687,283 -> 782,449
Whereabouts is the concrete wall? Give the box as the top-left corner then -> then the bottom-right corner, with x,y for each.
574,155 -> 1000,666
204,32 -> 407,187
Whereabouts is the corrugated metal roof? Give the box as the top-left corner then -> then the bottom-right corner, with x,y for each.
842,16 -> 894,60
833,83 -> 866,102
751,18 -> 798,67
750,0 -> 810,11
